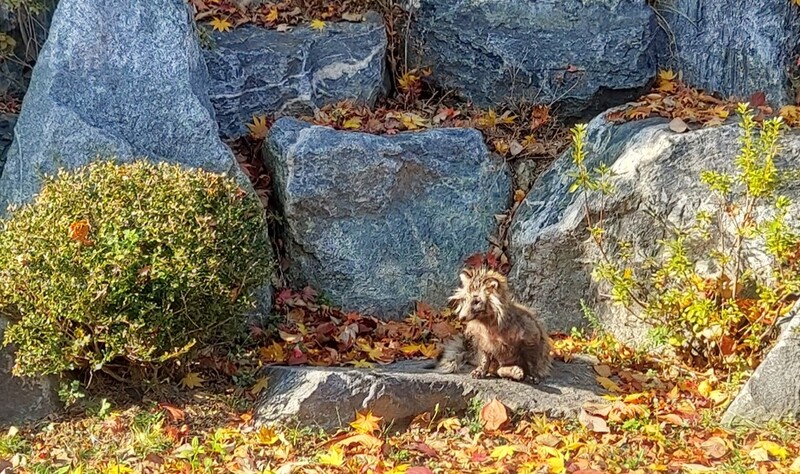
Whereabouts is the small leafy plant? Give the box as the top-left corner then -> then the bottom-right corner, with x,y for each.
0,160 -> 272,379
571,104 -> 800,371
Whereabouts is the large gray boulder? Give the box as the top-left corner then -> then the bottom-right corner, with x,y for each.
657,0 -> 800,106
0,317 -> 59,426
508,113 -> 800,343
722,305 -> 800,426
264,118 -> 511,318
255,359 -> 604,431
408,0 -> 658,117
0,0 -> 245,212
203,12 -> 388,139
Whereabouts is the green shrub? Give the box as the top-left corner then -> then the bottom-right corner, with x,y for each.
570,104 -> 800,371
0,160 -> 272,378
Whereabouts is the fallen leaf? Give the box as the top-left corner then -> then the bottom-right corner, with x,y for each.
265,7 -> 279,23
514,189 -> 526,202
247,115 -> 270,139
669,117 -> 688,133
251,377 -> 269,395
700,436 -> 728,460
159,403 -> 185,422
593,364 -> 612,377
180,372 -> 204,389
749,91 -> 767,107
350,410 -> 382,434
579,408 -> 609,433
406,468 -> 433,474
751,440 -> 789,460
317,446 -> 344,466
790,456 -> 800,472
310,19 -> 325,30
480,399 -> 509,431
596,376 -> 623,393
682,464 -> 715,473
490,445 -> 517,460
209,17 -> 232,32
342,117 -> 362,130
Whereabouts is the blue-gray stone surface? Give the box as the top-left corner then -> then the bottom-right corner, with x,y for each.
408,0 -> 658,117
723,304 -> 800,426
0,317 -> 59,426
657,0 -> 800,106
264,118 -> 511,318
0,0 -> 243,211
203,12 -> 388,140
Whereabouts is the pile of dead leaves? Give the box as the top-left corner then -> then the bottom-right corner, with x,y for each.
190,0 -> 378,32
0,94 -> 20,114
301,93 -> 568,161
5,331 -> 800,474
609,69 -> 800,132
254,286 -> 457,368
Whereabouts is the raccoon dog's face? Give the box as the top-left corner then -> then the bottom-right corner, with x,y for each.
449,266 -> 506,322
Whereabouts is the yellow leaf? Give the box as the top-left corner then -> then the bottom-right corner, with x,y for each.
697,380 -> 712,398
751,440 -> 789,460
385,464 -> 410,474
265,7 -> 279,23
343,117 -> 362,130
596,376 -> 622,393
490,444 -> 516,460
546,455 -> 566,474
310,19 -> 326,30
400,344 -> 421,354
658,69 -> 677,81
71,467 -> 84,474
180,372 -> 204,389
349,359 -> 374,368
317,446 -> 344,466
247,115 -> 270,139
251,377 -> 269,395
210,17 -> 232,32
419,343 -> 440,358
256,426 -> 280,446
790,456 -> 800,472
349,410 -> 382,434
436,417 -> 461,432
105,464 -> 133,474
708,390 -> 728,406
259,342 -> 285,362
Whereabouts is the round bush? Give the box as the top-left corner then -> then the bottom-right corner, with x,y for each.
0,160 -> 272,377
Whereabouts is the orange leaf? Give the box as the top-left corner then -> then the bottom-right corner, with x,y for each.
69,219 -> 93,246
480,398 -> 509,431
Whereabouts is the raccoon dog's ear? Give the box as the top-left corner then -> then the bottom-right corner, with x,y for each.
485,277 -> 501,291
458,268 -> 474,287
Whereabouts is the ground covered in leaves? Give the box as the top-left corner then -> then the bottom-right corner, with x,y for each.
2,287 -> 800,474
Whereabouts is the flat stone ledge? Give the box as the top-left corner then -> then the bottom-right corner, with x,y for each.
255,358 -> 605,432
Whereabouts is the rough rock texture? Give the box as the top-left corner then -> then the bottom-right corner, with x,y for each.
657,0 -> 800,106
203,12 -> 388,139
0,0 -> 245,212
508,113 -> 800,343
0,317 -> 60,425
0,114 -> 14,170
722,304 -> 800,426
264,118 -> 511,318
409,0 -> 658,117
255,359 -> 604,431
